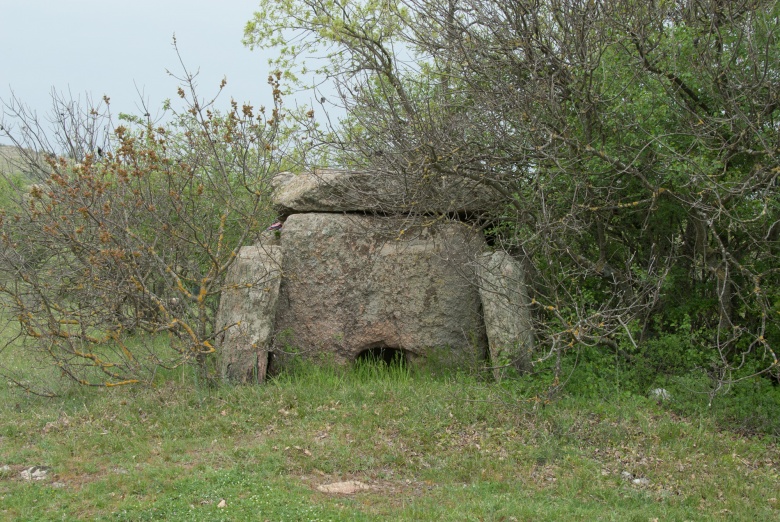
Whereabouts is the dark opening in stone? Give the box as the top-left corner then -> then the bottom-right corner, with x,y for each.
266,351 -> 276,376
355,345 -> 407,366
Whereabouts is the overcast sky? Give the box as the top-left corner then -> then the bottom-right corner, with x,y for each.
0,0 -> 306,145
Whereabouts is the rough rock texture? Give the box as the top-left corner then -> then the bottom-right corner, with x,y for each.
216,244 -> 283,383
272,213 -> 488,365
216,168 -> 538,382
477,251 -> 535,380
272,169 -> 499,215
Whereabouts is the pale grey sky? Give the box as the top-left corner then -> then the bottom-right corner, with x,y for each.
0,0 -> 309,144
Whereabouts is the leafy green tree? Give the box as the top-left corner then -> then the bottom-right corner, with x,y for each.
245,0 -> 780,394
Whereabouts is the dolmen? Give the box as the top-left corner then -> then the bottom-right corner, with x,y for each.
215,169 -> 534,382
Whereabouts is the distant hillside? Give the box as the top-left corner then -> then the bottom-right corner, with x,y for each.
0,144 -> 47,182
0,144 -> 27,176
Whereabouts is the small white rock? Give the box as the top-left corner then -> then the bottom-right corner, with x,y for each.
633,477 -> 651,486
20,466 -> 50,481
649,388 -> 671,401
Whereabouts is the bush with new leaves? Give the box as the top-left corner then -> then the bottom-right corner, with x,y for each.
0,67 -> 293,393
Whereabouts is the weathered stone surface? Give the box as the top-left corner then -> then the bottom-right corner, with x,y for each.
271,170 -> 383,213
216,167 -> 537,382
216,244 -> 283,383
20,466 -> 51,481
272,169 -> 499,215
477,251 -> 535,380
272,213 -> 487,366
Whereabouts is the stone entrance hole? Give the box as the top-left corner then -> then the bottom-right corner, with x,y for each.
355,345 -> 408,367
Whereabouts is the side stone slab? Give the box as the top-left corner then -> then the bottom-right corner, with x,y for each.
478,251 -> 535,380
216,244 -> 283,383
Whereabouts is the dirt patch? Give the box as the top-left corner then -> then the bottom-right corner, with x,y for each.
301,470 -> 437,499
317,480 -> 372,494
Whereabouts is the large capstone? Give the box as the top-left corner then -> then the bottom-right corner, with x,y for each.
477,251 -> 535,380
271,213 -> 488,366
272,169 -> 500,215
215,244 -> 283,383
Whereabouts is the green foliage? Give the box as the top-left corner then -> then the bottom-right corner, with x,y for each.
245,0 -> 780,399
1,353 -> 780,520
353,351 -> 411,382
0,171 -> 24,211
671,372 -> 780,438
544,339 -> 780,437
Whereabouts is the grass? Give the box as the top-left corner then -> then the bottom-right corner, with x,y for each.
0,349 -> 778,521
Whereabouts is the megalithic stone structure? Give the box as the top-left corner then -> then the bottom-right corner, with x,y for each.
216,169 -> 535,382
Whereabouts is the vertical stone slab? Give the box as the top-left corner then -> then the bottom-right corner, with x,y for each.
478,251 -> 535,380
273,213 -> 487,365
216,244 -> 283,383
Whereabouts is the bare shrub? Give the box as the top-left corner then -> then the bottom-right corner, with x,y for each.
0,50 -> 295,392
